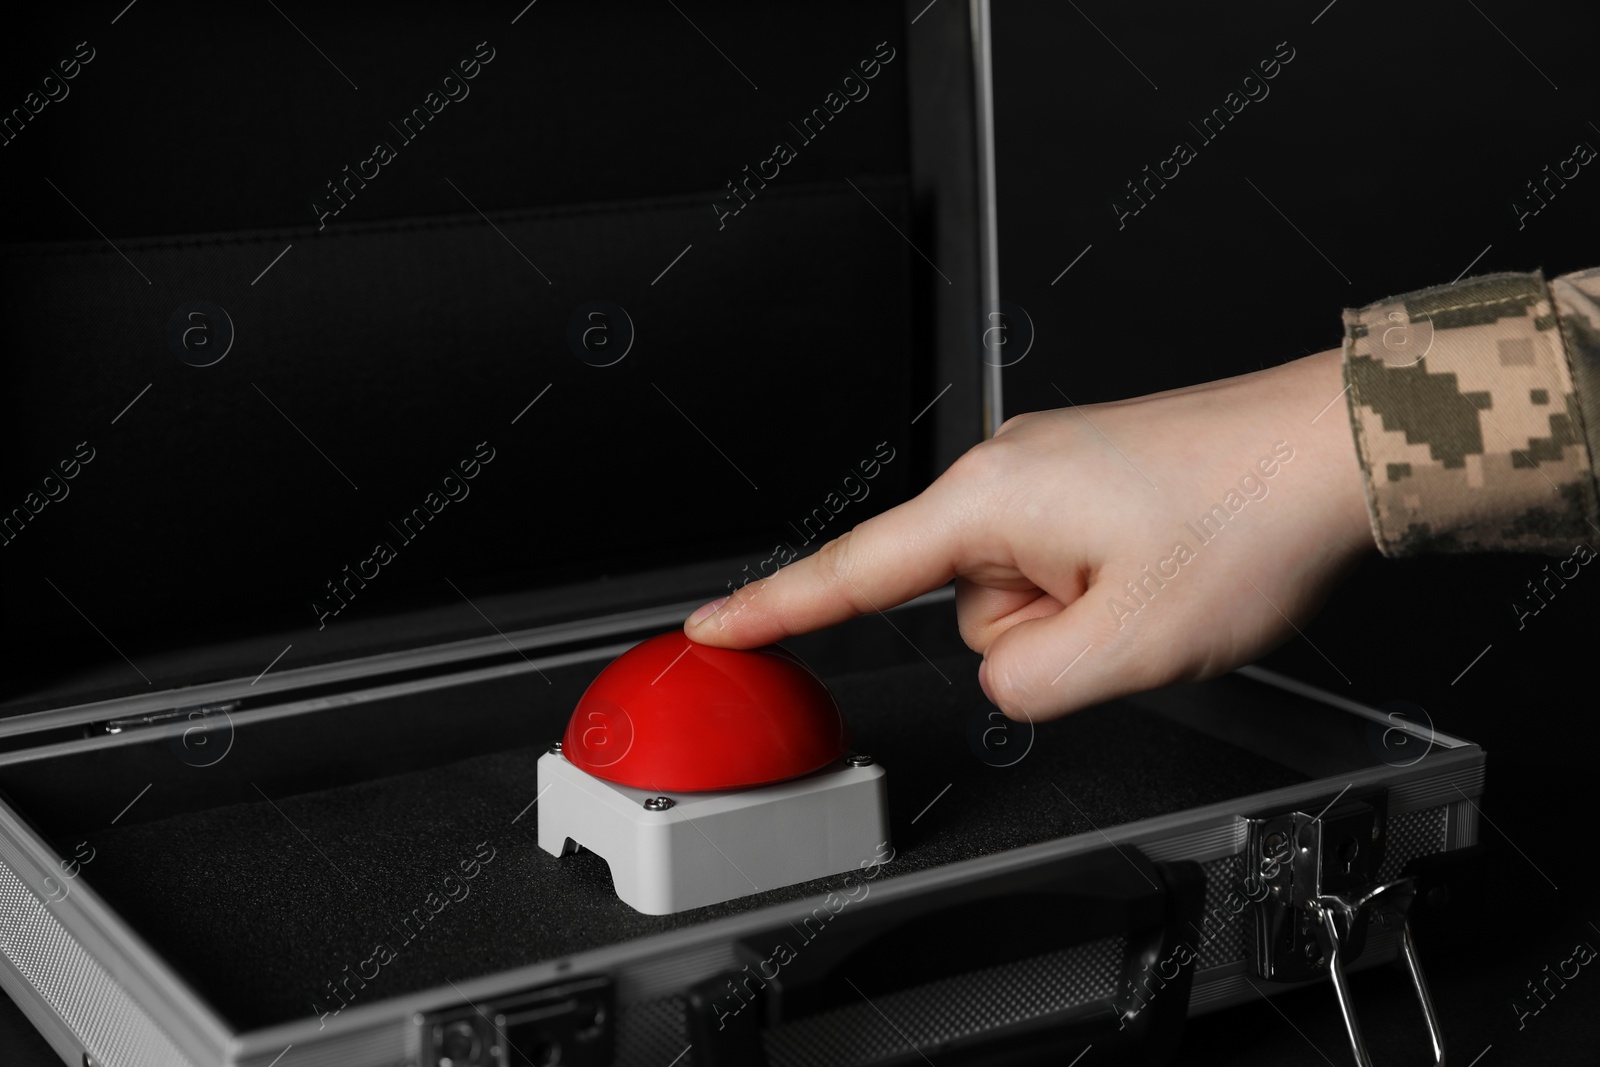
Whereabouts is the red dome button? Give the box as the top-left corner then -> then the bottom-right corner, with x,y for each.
562,632 -> 847,792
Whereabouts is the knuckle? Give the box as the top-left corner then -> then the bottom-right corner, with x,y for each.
945,437 -> 1013,487
812,530 -> 861,600
994,411 -> 1036,437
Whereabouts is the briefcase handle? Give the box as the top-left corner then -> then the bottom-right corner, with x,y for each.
685,846 -> 1206,1066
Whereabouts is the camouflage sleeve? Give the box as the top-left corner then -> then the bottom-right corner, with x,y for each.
1342,268 -> 1600,556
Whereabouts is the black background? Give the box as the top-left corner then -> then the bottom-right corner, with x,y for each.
4,1 -> 1600,1065
0,0 -> 924,710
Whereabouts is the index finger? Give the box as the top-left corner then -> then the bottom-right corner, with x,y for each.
684,485 -> 963,648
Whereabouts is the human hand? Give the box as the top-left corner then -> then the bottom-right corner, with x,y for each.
684,348 -> 1374,720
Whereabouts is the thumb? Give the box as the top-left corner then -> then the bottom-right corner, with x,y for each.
980,589 -> 1156,721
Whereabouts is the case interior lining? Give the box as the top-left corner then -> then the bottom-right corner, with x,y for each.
72,649 -> 1304,1030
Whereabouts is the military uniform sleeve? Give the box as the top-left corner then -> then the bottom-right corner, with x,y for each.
1341,268 -> 1600,556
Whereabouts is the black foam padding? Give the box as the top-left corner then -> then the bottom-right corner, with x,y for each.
79,651 -> 1303,1030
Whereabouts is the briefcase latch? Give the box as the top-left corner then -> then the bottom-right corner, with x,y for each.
1246,797 -> 1445,1067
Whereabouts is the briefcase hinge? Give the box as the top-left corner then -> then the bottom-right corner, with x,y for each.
95,700 -> 239,736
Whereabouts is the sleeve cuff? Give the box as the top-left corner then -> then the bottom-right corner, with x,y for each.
1341,270 -> 1600,556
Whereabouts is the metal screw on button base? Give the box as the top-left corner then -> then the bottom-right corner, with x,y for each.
550,741 -> 564,754
846,755 -> 875,767
643,796 -> 675,811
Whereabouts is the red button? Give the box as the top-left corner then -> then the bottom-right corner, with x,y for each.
562,632 -> 847,792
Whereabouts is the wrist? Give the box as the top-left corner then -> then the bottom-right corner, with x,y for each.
1296,346 -> 1378,561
